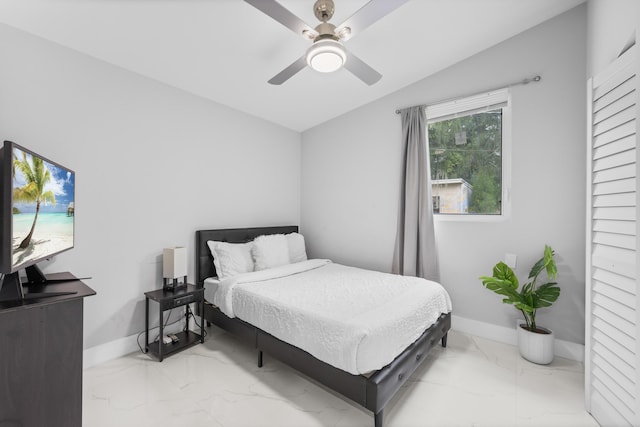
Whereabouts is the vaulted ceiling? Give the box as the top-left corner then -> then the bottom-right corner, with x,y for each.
0,0 -> 585,131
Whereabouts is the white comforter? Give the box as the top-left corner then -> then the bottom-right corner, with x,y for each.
212,259 -> 452,375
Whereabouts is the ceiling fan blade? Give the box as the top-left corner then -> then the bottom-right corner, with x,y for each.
268,56 -> 307,85
244,0 -> 317,39
343,51 -> 382,86
336,0 -> 410,42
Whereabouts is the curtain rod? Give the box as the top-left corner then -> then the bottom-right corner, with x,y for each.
395,75 -> 541,114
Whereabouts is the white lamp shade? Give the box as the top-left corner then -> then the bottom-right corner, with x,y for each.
163,247 -> 187,278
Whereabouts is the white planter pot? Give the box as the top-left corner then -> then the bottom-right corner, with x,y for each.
517,324 -> 554,364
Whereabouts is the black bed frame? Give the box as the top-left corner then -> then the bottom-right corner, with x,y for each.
195,226 -> 451,427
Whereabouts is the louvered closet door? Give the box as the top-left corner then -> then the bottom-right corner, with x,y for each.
586,43 -> 639,427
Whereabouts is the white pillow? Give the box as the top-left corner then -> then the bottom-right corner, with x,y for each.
252,234 -> 290,271
207,240 -> 254,280
286,232 -> 307,263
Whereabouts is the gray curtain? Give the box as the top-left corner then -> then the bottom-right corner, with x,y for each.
392,106 -> 439,281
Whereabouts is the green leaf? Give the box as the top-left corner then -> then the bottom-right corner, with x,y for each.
528,256 -> 546,280
533,282 -> 560,308
479,262 -> 522,307
544,245 -> 557,279
492,262 -> 519,288
529,245 -> 557,280
515,302 -> 534,313
482,280 -> 519,298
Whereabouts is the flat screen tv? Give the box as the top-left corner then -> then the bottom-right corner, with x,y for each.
0,140 -> 77,302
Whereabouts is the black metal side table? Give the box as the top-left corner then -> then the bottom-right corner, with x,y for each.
144,284 -> 204,361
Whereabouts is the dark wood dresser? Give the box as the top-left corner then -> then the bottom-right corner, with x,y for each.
0,273 -> 95,427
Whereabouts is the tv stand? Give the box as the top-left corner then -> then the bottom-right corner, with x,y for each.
0,265 -> 84,302
24,263 -> 87,285
31,277 -> 85,284
0,274 -> 95,427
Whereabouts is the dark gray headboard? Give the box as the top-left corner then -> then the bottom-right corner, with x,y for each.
195,225 -> 298,286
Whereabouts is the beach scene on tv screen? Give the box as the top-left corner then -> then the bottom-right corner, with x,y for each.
11,147 -> 74,270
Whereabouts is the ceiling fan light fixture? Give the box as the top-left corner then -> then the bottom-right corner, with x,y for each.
305,39 -> 347,73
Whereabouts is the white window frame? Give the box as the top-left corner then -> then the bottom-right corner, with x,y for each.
426,88 -> 512,222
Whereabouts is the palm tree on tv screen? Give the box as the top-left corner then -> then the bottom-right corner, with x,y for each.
13,152 -> 56,249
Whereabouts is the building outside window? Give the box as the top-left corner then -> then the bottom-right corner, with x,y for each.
431,178 -> 472,214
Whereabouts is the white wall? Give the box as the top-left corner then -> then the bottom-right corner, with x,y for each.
587,0 -> 639,77
302,5 -> 587,345
0,24 -> 301,350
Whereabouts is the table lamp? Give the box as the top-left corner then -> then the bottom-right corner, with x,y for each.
163,247 -> 187,291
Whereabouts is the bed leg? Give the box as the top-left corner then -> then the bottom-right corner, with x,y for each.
258,350 -> 263,368
374,409 -> 383,427
441,333 -> 448,348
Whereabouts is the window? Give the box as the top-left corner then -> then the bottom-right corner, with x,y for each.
426,88 -> 511,219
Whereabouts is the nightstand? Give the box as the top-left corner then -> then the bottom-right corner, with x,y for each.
144,284 -> 204,361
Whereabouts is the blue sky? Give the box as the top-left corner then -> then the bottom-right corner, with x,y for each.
12,147 -> 75,214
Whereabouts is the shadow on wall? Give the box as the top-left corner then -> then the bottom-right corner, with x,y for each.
548,259 -> 585,345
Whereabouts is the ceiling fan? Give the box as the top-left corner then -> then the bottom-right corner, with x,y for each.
244,0 -> 410,85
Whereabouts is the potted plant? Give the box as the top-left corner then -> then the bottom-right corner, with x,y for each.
479,245 -> 560,364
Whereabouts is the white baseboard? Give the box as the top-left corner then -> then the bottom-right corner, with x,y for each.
83,322 -> 191,369
451,314 -> 585,362
83,333 -> 141,369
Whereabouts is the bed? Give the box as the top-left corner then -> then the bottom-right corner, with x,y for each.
195,226 -> 452,427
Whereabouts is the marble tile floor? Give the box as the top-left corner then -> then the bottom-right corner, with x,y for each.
83,327 -> 599,427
